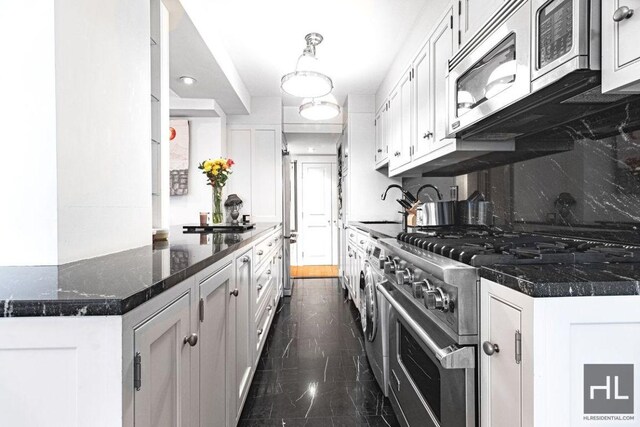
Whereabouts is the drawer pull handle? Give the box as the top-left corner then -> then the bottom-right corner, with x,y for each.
267,305 -> 272,312
257,328 -> 264,336
230,289 -> 239,297
242,256 -> 250,263
268,242 -> 273,247
257,284 -> 263,291
257,250 -> 264,256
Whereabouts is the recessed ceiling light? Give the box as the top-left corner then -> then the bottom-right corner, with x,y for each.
180,76 -> 197,85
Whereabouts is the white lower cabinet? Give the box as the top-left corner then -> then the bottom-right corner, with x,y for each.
199,263 -> 234,427
480,282 -> 529,427
133,292 -> 194,427
481,278 -> 640,427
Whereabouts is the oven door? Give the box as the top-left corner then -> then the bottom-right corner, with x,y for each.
447,0 -> 531,137
531,0 -> 599,91
379,285 -> 476,427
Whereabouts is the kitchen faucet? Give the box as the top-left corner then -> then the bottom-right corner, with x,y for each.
381,185 -> 417,232
380,184 -> 417,203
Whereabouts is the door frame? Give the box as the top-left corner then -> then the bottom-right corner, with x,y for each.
293,155 -> 337,266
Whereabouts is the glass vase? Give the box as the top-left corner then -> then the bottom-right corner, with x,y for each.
211,186 -> 223,224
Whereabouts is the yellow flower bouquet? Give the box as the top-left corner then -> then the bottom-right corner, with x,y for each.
198,158 -> 234,223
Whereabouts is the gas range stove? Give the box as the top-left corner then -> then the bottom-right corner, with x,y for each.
397,228 -> 640,266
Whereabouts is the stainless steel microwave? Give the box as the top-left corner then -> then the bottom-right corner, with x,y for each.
446,0 -> 610,141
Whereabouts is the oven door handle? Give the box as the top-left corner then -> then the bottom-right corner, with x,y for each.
377,284 -> 475,370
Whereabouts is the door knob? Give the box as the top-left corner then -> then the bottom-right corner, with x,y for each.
230,289 -> 239,297
613,5 -> 634,21
184,333 -> 198,347
482,341 -> 500,356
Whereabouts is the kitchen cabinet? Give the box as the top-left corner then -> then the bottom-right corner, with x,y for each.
388,69 -> 412,172
374,104 -> 389,167
412,42 -> 432,160
227,126 -> 283,222
199,263 -> 233,427
480,286 -> 526,427
456,0 -> 505,51
602,0 -> 640,93
340,95 -> 400,222
481,279 -> 640,425
230,249 -> 253,423
133,292 -> 194,427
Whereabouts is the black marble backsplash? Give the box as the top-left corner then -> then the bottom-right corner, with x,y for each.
404,128 -> 640,244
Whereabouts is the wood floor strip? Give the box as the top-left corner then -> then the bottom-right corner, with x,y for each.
290,265 -> 339,278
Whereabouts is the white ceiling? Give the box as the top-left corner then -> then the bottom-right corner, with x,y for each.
186,0 -> 429,106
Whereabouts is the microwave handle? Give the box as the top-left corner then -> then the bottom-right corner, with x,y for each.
377,284 -> 475,369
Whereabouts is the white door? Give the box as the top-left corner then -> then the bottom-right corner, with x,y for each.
301,163 -> 333,265
134,292 -> 192,427
431,8 -> 454,145
413,42 -> 431,159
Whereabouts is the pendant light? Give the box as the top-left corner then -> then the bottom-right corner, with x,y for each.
299,93 -> 341,120
281,33 -> 333,98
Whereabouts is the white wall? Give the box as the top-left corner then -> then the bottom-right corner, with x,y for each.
0,0 -> 59,265
170,118 -> 224,226
1,0 -> 152,265
54,0 -> 151,264
227,97 -> 281,126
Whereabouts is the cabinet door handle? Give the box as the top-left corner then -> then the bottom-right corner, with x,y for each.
266,269 -> 272,275
257,284 -> 263,291
394,151 -> 401,157
423,131 -> 433,139
230,289 -> 239,297
257,250 -> 264,256
482,341 -> 500,356
242,256 -> 250,263
257,328 -> 264,336
184,333 -> 198,347
377,149 -> 383,153
613,5 -> 634,21
268,242 -> 273,247
278,255 -> 282,259
267,305 -> 272,312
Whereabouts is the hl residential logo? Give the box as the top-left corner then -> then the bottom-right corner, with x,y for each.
584,364 -> 635,422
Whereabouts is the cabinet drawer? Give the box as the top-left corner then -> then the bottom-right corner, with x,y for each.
255,261 -> 274,318
254,230 -> 282,269
255,285 -> 275,357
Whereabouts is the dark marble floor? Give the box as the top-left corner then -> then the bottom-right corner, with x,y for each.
239,278 -> 400,427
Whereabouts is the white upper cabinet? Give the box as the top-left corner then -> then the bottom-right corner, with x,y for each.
457,0 -> 506,50
602,0 -> 640,93
374,104 -> 388,167
412,42 -> 432,160
431,10 -> 454,146
388,69 -> 413,172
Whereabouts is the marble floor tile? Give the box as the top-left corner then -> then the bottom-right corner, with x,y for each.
240,279 -> 399,427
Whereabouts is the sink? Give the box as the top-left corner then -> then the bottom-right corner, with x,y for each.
358,221 -> 400,224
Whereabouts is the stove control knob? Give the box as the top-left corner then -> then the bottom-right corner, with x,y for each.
378,256 -> 386,269
384,262 -> 395,274
424,287 -> 450,312
411,282 -> 425,299
395,268 -> 413,286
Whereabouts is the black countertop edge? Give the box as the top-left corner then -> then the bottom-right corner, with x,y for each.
0,223 -> 280,318
480,264 -> 640,298
349,221 -> 403,240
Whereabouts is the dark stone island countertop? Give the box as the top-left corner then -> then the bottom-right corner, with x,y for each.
0,223 -> 280,317
480,263 -> 640,297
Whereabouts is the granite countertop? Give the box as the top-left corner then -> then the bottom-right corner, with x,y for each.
0,223 -> 280,317
480,263 -> 640,297
350,222 -> 403,239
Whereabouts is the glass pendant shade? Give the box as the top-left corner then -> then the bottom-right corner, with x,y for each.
281,53 -> 333,98
299,94 -> 341,120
